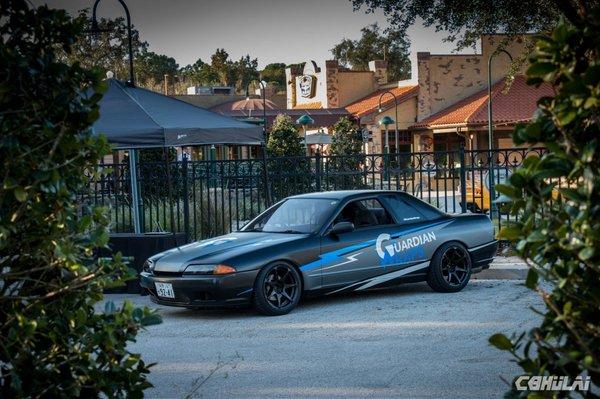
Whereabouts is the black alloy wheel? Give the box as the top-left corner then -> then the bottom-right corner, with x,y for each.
427,242 -> 472,293
253,262 -> 301,316
441,245 -> 470,286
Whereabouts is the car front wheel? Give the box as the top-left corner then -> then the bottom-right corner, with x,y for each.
253,262 -> 301,316
427,242 -> 472,293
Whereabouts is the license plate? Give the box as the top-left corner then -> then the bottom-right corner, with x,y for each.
155,282 -> 175,299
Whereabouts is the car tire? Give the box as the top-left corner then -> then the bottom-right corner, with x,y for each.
253,262 -> 302,316
427,242 -> 472,293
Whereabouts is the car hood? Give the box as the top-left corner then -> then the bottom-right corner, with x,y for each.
150,232 -> 307,272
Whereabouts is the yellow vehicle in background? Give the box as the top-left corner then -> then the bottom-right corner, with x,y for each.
460,169 -> 562,213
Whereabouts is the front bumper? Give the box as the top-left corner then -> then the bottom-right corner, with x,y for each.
140,269 -> 259,309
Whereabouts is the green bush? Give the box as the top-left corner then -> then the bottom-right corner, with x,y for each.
327,117 -> 366,189
0,2 -> 160,398
267,114 -> 311,199
489,10 -> 600,397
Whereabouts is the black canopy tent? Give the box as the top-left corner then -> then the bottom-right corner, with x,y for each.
91,79 -> 265,234
93,79 -> 264,148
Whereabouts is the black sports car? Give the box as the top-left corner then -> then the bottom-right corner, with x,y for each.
140,190 -> 497,315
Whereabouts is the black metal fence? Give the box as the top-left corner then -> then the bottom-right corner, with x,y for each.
81,147 -> 547,241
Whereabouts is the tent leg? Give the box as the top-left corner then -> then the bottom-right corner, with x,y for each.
129,149 -> 142,234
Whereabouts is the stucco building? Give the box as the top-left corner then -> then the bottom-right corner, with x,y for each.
285,34 -> 552,155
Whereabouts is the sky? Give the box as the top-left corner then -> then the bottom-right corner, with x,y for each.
35,0 -> 478,82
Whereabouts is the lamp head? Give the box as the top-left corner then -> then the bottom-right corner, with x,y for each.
378,116 -> 395,126
296,114 -> 314,126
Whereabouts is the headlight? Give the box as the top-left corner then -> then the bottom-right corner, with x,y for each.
142,259 -> 154,272
183,264 -> 236,275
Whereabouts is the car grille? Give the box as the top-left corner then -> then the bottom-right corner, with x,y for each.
152,270 -> 183,277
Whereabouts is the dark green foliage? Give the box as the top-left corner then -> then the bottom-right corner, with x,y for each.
266,115 -> 311,199
137,148 -> 183,201
488,9 -> 600,397
332,23 -> 411,81
350,0 -> 591,49
137,50 -> 179,85
179,58 -> 219,86
69,8 -> 148,82
261,63 -> 287,91
327,117 -> 366,189
0,1 -> 160,397
267,114 -> 305,157
180,49 -> 259,92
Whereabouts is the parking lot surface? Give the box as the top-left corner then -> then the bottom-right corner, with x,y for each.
106,278 -> 541,399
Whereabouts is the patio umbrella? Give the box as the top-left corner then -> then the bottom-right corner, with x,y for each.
91,79 -> 264,234
305,131 -> 332,146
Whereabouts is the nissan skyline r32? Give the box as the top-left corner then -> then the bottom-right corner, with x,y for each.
140,190 -> 498,315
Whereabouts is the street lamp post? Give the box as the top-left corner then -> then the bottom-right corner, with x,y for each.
296,114 -> 314,155
487,49 -> 513,222
91,0 -> 135,86
89,0 -> 143,234
378,115 -> 394,182
245,80 -> 268,143
245,80 -> 272,205
377,91 -> 399,153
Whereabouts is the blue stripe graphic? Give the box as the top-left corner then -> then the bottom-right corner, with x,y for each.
300,219 -> 452,272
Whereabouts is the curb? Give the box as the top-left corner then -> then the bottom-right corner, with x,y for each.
472,257 -> 528,280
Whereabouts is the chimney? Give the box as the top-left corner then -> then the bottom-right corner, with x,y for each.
163,74 -> 170,95
416,52 -> 431,121
325,60 -> 340,108
285,65 -> 303,109
369,60 -> 388,86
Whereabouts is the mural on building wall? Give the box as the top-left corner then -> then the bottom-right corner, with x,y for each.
419,134 -> 433,152
298,75 -> 316,98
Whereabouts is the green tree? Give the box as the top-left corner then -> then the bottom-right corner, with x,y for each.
330,117 -> 363,156
267,114 -> 304,157
351,0 -> 597,49
332,23 -> 411,81
488,8 -> 600,397
180,58 -> 219,86
69,9 -> 148,82
328,117 -> 366,189
266,115 -> 310,199
233,54 -> 260,92
261,62 -> 287,90
0,1 -> 160,397
210,48 -> 236,86
136,50 -> 179,86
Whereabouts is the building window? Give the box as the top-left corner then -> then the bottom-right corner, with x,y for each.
381,130 -> 413,153
433,132 -> 464,152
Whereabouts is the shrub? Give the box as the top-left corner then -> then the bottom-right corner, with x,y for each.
0,2 -> 160,397
267,114 -> 311,199
489,10 -> 600,397
327,117 -> 366,189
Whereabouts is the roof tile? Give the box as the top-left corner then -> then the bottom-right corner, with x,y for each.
412,75 -> 553,129
345,85 -> 418,118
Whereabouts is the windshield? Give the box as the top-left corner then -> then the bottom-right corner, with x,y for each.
241,198 -> 339,234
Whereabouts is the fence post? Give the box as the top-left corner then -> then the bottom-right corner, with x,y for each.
459,143 -> 467,213
182,153 -> 190,243
261,143 -> 272,206
315,149 -> 322,192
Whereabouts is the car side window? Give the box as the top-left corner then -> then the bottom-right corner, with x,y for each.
399,195 -> 444,220
334,198 -> 393,229
380,195 -> 429,224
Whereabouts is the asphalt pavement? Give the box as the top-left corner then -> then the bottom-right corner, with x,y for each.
106,268 -> 541,399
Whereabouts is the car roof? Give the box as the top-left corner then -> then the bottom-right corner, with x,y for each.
288,190 -> 402,200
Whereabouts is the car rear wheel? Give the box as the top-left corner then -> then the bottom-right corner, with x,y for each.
427,242 -> 471,293
253,262 -> 301,316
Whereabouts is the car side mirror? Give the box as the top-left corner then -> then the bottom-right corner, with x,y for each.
330,221 -> 355,235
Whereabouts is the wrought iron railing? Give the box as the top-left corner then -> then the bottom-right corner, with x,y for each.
81,147 -> 548,241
